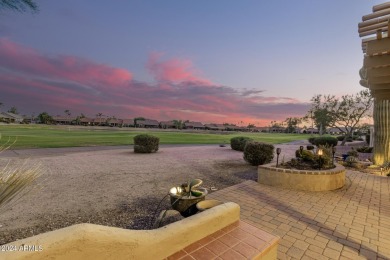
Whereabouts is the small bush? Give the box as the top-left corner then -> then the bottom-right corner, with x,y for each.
134,134 -> 159,153
308,137 -> 316,144
243,142 -> 274,166
230,136 -> 253,151
347,148 -> 359,157
311,136 -> 338,147
345,156 -> 358,166
336,135 -> 345,141
306,145 -> 314,150
356,146 -> 373,153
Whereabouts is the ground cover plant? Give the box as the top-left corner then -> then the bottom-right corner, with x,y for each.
0,125 -> 310,149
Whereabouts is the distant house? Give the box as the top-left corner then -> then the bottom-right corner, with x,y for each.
0,112 -> 25,123
107,118 -> 122,127
93,117 -> 107,126
304,127 -> 319,134
204,124 -> 226,131
225,125 -> 241,131
254,127 -> 269,133
184,121 -> 205,130
137,119 -> 159,128
160,121 -> 177,129
269,126 -> 285,133
80,117 -> 94,126
53,116 -> 75,125
122,119 -> 134,127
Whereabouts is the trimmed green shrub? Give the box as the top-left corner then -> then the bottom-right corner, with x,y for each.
356,146 -> 373,153
230,136 -> 253,151
134,134 -> 159,153
336,135 -> 345,141
308,137 -> 316,144
243,142 -> 274,166
306,145 -> 314,150
311,136 -> 338,147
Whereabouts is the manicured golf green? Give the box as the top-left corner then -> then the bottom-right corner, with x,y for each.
0,125 -> 311,149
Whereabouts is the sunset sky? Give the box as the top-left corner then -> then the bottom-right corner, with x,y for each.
0,0 -> 383,126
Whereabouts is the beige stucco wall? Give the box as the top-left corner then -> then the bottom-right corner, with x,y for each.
1,202 -> 240,260
258,164 -> 345,191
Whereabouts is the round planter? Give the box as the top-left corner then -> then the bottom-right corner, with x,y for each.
170,188 -> 208,217
258,163 -> 346,191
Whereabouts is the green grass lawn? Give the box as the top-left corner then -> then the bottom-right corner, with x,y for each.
0,124 -> 312,149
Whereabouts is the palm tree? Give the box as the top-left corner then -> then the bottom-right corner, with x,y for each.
0,0 -> 38,13
64,110 -> 71,125
96,113 -> 103,126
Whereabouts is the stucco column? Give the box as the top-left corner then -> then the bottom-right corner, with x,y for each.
373,98 -> 390,165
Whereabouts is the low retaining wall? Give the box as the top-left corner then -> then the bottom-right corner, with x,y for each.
258,163 -> 345,191
1,203 -> 240,260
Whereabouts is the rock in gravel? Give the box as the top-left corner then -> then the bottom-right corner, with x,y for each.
152,210 -> 184,229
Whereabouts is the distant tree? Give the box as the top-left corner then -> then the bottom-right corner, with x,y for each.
308,89 -> 373,145
75,113 -> 85,125
0,102 -> 3,112
0,0 -> 38,13
284,117 -> 302,133
247,123 -> 255,129
8,106 -> 18,114
37,112 -> 53,124
173,119 -> 184,129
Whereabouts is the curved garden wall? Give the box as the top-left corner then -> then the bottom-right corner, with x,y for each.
258,163 -> 345,191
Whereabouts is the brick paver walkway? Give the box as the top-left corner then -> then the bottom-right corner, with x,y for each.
208,171 -> 390,259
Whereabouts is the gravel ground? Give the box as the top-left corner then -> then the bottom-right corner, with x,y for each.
0,141 -> 369,245
0,145 -> 258,245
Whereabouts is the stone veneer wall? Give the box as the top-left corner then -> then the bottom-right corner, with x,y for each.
258,163 -> 345,191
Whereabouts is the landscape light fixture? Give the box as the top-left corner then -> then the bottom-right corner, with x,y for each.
332,146 -> 337,165
276,148 -> 282,167
318,149 -> 323,170
299,146 -> 304,154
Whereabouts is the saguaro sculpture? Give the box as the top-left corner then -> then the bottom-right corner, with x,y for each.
359,2 -> 390,165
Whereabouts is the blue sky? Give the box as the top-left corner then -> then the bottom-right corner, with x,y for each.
0,0 -> 383,125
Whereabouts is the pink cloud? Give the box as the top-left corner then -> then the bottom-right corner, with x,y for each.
0,38 -> 309,126
147,52 -> 212,85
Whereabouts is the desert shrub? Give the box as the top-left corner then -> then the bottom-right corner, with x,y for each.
356,146 -> 373,153
134,134 -> 159,153
311,136 -> 338,147
336,135 -> 345,141
243,142 -> 274,166
345,156 -> 358,166
230,136 -> 253,151
347,149 -> 359,157
306,145 -> 314,150
297,150 -> 316,162
317,145 -> 332,166
308,137 -> 316,144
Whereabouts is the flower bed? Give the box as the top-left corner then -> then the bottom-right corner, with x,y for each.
258,163 -> 345,191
